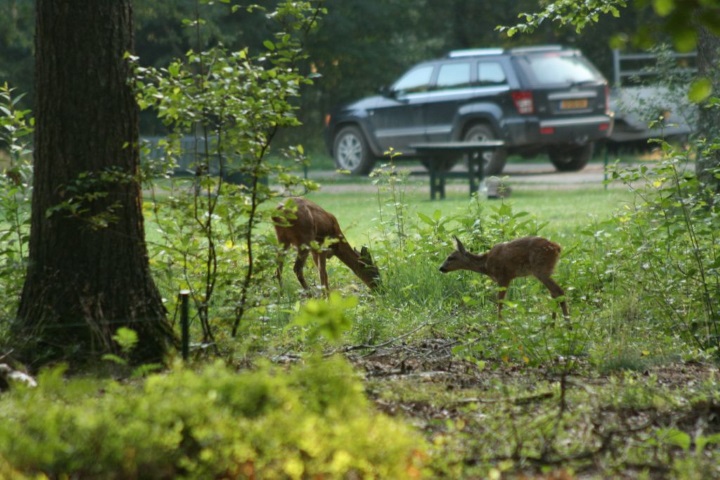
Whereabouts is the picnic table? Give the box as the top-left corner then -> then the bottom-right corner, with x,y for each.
410,141 -> 505,200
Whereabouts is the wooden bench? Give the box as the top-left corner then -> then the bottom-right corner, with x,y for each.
409,141 -> 505,199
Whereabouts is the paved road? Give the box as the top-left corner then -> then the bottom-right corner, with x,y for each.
495,160 -> 613,187
308,159 -> 620,194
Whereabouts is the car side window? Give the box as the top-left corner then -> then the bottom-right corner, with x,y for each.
392,65 -> 434,94
436,62 -> 471,90
478,62 -> 507,86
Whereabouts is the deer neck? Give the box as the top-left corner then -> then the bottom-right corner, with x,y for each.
332,241 -> 373,286
465,251 -> 489,274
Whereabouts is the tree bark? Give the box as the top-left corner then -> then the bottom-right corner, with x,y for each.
696,27 -> 720,195
12,0 -> 175,367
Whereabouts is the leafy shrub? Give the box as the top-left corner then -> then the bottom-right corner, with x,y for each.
608,147 -> 720,356
0,84 -> 32,324
0,358 -> 426,479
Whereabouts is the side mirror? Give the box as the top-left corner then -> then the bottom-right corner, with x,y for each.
378,85 -> 395,98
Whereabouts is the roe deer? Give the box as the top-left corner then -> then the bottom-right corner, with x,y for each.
273,197 -> 380,292
439,236 -> 569,319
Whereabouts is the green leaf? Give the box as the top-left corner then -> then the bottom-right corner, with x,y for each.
102,353 -> 127,366
696,432 -> 720,453
658,428 -> 691,451
673,25 -> 698,52
417,212 -> 434,226
291,292 -> 358,343
653,0 -> 675,16
688,77 -> 712,103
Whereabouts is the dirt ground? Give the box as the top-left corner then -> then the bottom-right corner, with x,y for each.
340,338 -> 720,478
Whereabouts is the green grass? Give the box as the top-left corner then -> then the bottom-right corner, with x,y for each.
303,186 -> 633,245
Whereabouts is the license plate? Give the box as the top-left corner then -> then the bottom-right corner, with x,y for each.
560,99 -> 588,109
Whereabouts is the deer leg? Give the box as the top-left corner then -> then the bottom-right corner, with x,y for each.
276,245 -> 289,287
293,248 -> 311,290
496,280 -> 511,320
313,251 -> 330,294
537,276 -> 569,320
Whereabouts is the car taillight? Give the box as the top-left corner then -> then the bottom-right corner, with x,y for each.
511,90 -> 534,115
324,113 -> 332,127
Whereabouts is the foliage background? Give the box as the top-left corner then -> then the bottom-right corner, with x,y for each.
0,0 -> 660,154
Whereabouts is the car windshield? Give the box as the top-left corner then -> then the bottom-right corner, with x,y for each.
522,53 -> 598,85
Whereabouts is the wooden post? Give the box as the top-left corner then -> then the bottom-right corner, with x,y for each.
179,290 -> 190,360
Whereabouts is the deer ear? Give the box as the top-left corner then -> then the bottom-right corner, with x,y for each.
360,246 -> 375,265
454,236 -> 466,253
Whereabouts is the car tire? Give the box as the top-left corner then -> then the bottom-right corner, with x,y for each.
549,143 -> 593,172
333,126 -> 375,175
463,124 -> 508,176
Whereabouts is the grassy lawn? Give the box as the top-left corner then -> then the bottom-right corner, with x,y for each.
302,185 -> 633,243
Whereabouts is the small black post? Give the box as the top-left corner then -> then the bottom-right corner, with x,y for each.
180,290 -> 190,361
604,143 -> 609,190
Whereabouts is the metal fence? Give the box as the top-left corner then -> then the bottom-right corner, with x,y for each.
140,135 -> 268,186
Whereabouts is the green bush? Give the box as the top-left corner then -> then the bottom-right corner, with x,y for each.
0,358 -> 427,479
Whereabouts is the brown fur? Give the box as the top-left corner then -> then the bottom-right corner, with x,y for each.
273,197 -> 380,292
439,236 -> 569,319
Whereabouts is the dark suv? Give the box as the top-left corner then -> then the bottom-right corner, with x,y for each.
324,45 -> 613,175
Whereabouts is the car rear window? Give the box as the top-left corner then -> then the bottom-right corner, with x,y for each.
478,62 -> 506,86
521,54 -> 599,85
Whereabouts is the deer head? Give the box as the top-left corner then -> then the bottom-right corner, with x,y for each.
356,245 -> 381,289
439,236 -> 488,275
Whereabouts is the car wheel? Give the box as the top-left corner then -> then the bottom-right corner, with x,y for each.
333,126 -> 375,175
549,143 -> 593,172
464,124 -> 508,176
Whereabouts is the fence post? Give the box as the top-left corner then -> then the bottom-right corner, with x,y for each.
179,290 -> 190,361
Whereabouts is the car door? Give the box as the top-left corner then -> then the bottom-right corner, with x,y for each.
420,60 -> 473,143
366,64 -> 435,153
422,60 -> 512,143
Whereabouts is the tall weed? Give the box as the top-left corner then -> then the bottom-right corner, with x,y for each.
0,84 -> 32,323
608,141 -> 720,356
133,2 -> 324,346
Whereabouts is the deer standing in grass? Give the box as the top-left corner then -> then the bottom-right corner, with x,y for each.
439,236 -> 569,319
273,197 -> 380,293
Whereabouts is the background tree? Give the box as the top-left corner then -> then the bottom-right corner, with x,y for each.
0,1 -> 668,157
10,0 -> 175,367
0,0 -> 34,112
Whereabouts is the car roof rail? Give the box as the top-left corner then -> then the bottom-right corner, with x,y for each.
509,45 -> 571,54
447,48 -> 504,58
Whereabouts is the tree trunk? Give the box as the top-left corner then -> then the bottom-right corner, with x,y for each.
12,0 -> 175,367
696,27 -> 720,195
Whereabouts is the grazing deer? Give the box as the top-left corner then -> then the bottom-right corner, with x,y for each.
273,197 -> 380,292
439,236 -> 569,319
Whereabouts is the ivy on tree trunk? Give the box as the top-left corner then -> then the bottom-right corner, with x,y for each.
12,0 -> 176,367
